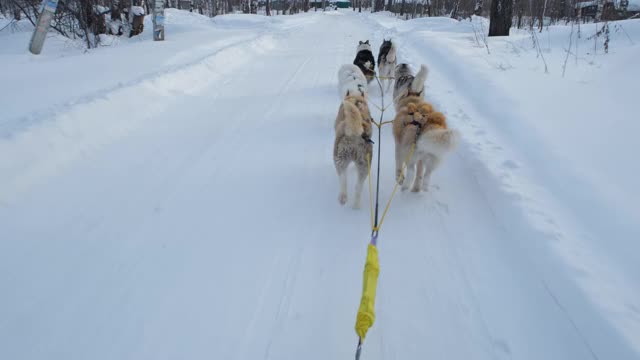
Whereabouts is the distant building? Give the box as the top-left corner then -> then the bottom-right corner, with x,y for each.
575,0 -> 640,20
309,0 -> 352,9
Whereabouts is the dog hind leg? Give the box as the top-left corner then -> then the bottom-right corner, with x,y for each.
384,67 -> 393,93
335,159 -> 349,205
338,171 -> 348,205
421,154 -> 440,192
353,159 -> 368,209
412,159 -> 426,192
395,143 -> 406,186
402,162 -> 415,192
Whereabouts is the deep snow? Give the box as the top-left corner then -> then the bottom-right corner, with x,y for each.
1,9 -> 639,360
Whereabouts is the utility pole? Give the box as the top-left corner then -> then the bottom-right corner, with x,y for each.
153,0 -> 165,41
29,0 -> 59,54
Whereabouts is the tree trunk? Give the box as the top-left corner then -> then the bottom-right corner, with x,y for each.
488,0 -> 512,36
450,0 -> 459,18
374,0 -> 383,12
400,0 -> 405,15
539,0 -> 548,32
386,0 -> 393,11
266,0 -> 271,15
474,0 -> 482,15
514,0 -> 523,29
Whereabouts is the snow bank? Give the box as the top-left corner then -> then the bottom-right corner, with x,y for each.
0,11 -> 282,203
212,13 -> 278,28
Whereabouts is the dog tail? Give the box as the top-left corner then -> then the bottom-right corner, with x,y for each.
387,41 -> 397,63
410,64 -> 428,95
338,64 -> 367,99
342,100 -> 364,137
418,128 -> 459,157
338,64 -> 366,83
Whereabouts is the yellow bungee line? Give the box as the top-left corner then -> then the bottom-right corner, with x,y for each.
354,73 -> 418,360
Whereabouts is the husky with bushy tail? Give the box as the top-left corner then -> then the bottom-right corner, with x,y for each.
333,94 -> 373,209
392,97 -> 458,193
393,63 -> 428,110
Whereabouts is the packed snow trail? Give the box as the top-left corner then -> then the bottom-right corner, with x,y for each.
1,11 -> 638,360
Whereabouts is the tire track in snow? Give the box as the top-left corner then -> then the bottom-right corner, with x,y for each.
251,56 -> 320,360
427,194 -> 512,360
263,246 -> 305,360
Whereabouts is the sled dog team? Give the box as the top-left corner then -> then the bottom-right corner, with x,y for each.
334,39 -> 459,209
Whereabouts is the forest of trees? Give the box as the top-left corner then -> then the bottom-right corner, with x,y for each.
1,0 -> 635,48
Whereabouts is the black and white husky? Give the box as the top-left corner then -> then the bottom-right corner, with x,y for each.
353,40 -> 376,83
377,39 -> 397,92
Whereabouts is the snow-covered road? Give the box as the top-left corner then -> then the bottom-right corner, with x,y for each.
1,10 -> 638,360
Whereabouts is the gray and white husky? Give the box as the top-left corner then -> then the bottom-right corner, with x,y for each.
393,63 -> 428,110
333,95 -> 373,209
377,39 -> 397,92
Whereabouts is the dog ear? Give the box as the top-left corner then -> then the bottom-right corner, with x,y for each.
359,41 -> 363,45
365,40 -> 370,44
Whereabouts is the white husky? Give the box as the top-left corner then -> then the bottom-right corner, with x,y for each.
338,64 -> 368,100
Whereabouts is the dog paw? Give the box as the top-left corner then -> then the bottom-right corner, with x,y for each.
396,172 -> 405,185
338,193 -> 348,205
411,186 -> 422,193
422,183 -> 438,192
352,201 -> 361,210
